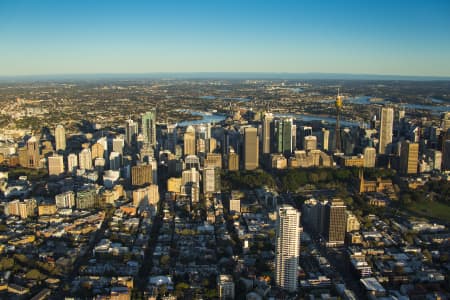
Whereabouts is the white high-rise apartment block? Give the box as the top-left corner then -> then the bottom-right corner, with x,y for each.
55,124 -> 66,151
275,204 -> 301,292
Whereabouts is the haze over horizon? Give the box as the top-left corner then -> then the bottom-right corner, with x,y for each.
1,0 -> 450,77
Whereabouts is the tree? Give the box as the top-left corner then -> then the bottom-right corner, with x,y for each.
308,173 -> 319,184
25,269 -> 46,281
0,257 -> 14,271
160,255 -> 170,267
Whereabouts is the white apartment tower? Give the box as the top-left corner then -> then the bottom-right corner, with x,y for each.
55,124 -> 66,151
275,204 -> 301,292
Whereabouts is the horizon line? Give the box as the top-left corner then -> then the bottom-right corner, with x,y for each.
1,71 -> 450,81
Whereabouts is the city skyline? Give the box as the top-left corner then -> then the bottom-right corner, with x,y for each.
1,0 -> 450,77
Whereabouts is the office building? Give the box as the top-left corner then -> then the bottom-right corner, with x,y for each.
275,204 -> 301,292
184,125 -> 196,156
91,143 -> 105,160
185,154 -> 200,170
321,128 -> 330,151
48,154 -> 64,176
262,112 -> 274,154
228,198 -> 241,214
131,164 -> 152,186
217,274 -> 235,300
55,191 -> 75,208
167,177 -> 182,194
299,126 -> 313,150
196,138 -> 206,154
142,109 -> 157,146
304,135 -> 317,151
25,136 -> 41,168
109,151 -> 121,170
334,90 -> 343,152
205,153 -> 222,169
244,127 -> 259,170
346,211 -> 360,232
206,137 -> 217,153
428,149 -> 442,171
182,167 -> 200,187
400,140 -> 419,175
133,184 -> 159,207
379,107 -> 394,154
275,118 -> 293,155
363,147 -> 376,168
323,199 -> 346,246
76,188 -> 98,210
79,148 -> 93,170
443,140 -> 450,171
125,118 -> 138,145
203,167 -> 221,194
228,150 -> 239,171
113,137 -> 124,155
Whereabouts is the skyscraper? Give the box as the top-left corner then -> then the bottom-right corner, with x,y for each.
323,199 -> 346,246
109,151 -> 121,170
91,143 -> 105,160
131,164 -> 152,186
321,128 -> 330,151
203,167 -> 221,195
26,136 -> 41,168
400,140 -> 419,174
363,146 -> 376,168
244,127 -> 259,170
55,124 -> 66,151
142,109 -> 157,147
112,137 -> 124,155
262,112 -> 274,154
443,140 -> 450,171
125,118 -> 138,146
379,107 -> 394,154
335,90 -> 343,153
228,150 -> 239,171
274,118 -> 293,155
79,148 -> 93,170
275,204 -> 301,292
304,135 -> 317,151
184,125 -> 196,156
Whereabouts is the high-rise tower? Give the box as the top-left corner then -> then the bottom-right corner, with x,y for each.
275,204 -> 301,292
379,107 -> 394,155
142,109 -> 157,147
262,112 -> 274,154
125,117 -> 138,146
335,89 -> 343,152
323,198 -> 346,246
55,124 -> 66,151
244,127 -> 259,170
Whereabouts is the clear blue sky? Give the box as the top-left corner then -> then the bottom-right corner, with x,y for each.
1,0 -> 449,76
